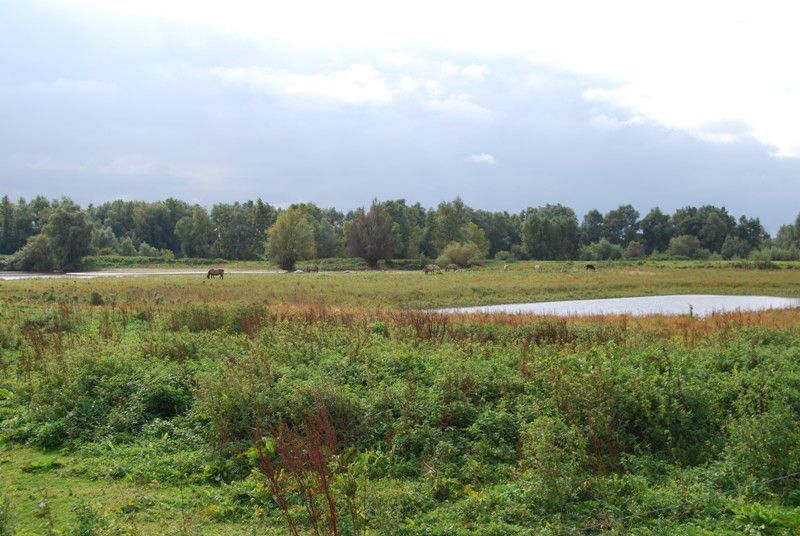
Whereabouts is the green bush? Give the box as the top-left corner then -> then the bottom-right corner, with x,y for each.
436,241 -> 480,267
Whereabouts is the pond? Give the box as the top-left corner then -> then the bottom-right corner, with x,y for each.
437,294 -> 800,317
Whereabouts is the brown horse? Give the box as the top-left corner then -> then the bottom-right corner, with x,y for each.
423,264 -> 441,274
445,263 -> 459,272
207,268 -> 225,279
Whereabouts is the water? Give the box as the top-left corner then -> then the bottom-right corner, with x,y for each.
437,295 -> 800,317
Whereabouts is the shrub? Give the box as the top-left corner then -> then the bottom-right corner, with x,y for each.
8,235 -> 54,272
622,240 -> 646,259
581,239 -> 622,260
667,235 -> 702,258
436,241 -> 479,267
494,250 -> 514,261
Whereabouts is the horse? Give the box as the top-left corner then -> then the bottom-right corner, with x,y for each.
585,264 -> 596,271
445,263 -> 459,272
207,268 -> 225,279
423,264 -> 441,274
503,264 -> 509,272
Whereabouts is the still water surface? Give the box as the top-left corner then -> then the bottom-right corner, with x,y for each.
438,295 -> 800,317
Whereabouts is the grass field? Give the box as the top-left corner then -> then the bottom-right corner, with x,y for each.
2,261 -> 800,534
4,260 -> 800,309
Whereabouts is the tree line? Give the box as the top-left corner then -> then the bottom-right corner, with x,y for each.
2,194 -> 800,271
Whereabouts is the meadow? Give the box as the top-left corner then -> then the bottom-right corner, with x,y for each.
1,262 -> 800,534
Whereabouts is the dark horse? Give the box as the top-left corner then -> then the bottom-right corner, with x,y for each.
207,268 -> 225,279
585,264 -> 596,271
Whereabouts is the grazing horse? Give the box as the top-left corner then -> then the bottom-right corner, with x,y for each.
503,264 -> 509,272
423,264 -> 441,274
207,268 -> 225,279
305,264 -> 319,273
585,264 -> 596,271
445,263 -> 459,272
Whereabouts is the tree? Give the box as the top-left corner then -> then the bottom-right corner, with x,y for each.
640,207 -> 673,253
90,225 -> 119,254
603,205 -> 639,245
43,207 -> 92,270
580,209 -> 604,245
346,201 -> 394,268
118,236 -> 138,256
733,216 -> 767,251
699,212 -> 728,253
175,206 -> 215,258
266,207 -> 316,271
521,205 -> 580,260
460,222 -> 490,258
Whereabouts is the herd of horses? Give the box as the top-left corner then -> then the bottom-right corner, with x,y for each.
208,263 -> 598,278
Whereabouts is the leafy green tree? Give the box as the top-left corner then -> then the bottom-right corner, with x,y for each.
117,236 -> 137,256
43,207 -> 92,270
521,205 -> 580,260
603,205 -> 639,245
346,201 -> 394,268
580,209 -> 604,245
266,207 -> 316,270
460,222 -> 490,258
432,198 -> 471,251
0,195 -> 16,254
699,212 -> 729,252
175,206 -> 215,258
640,207 -> 673,253
733,216 -> 767,251
90,225 -> 119,254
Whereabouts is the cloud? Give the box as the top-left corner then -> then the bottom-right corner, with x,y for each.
469,153 -> 496,164
380,51 -> 411,67
80,0 -> 800,157
461,64 -> 488,80
210,64 -> 393,104
588,113 -> 644,131
424,93 -> 493,118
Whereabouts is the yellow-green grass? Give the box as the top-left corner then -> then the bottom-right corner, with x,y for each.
3,261 -> 800,309
0,445 -> 264,535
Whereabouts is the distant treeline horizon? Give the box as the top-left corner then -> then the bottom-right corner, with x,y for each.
2,194 -> 800,271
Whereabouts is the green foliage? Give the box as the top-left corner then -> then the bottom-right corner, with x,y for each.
266,207 -> 316,271
668,234 -> 703,258
9,234 -> 55,272
581,238 -> 623,260
347,201 -> 394,267
436,241 -> 479,267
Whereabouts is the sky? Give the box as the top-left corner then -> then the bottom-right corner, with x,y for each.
1,0 -> 800,230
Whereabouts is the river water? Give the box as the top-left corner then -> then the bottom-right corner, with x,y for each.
437,294 -> 800,317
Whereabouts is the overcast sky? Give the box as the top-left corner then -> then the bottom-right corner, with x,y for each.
2,0 -> 800,230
